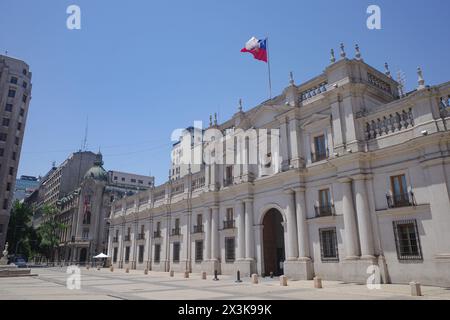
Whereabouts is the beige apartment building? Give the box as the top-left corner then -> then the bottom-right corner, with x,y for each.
0,55 -> 32,251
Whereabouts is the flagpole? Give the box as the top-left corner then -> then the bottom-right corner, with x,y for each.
266,36 -> 273,99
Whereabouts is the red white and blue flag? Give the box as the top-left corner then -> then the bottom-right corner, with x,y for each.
240,37 -> 268,63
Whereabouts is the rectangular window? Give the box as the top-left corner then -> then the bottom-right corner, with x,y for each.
138,245 -> 144,263
319,228 -> 339,262
0,148 -> 3,157
316,189 -> 333,217
19,108 -> 24,116
114,176 -> 118,180
2,199 -> 8,210
313,134 -> 327,162
9,167 -> 14,175
195,240 -> 203,262
17,123 -> 22,131
138,180 -> 143,184
22,95 -> 27,103
390,175 -> 410,207
131,179 -> 136,183
15,137 -> 19,145
6,183 -> 11,191
393,220 -> 423,260
82,228 -> 89,239
10,77 -> 18,84
197,214 -> 203,226
12,152 -> 16,161
0,224 -> 3,234
173,242 -> 180,263
124,246 -> 130,263
8,89 -> 16,98
225,237 -> 235,262
113,247 -> 118,263
0,133 -> 6,141
154,244 -> 161,263
226,208 -> 234,221
2,118 -> 10,127
23,81 -> 27,89
5,104 -> 13,112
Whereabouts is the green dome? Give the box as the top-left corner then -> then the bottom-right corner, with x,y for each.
84,152 -> 108,182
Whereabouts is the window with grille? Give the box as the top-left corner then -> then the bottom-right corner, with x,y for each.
319,228 -> 339,262
225,237 -> 235,262
154,244 -> 161,263
393,220 -> 423,261
173,242 -> 180,263
138,245 -> 144,263
195,240 -> 203,262
124,246 -> 130,263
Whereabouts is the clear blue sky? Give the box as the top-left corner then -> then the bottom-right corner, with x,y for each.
1,0 -> 449,185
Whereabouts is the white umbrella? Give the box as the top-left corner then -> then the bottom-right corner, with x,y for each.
93,253 -> 109,259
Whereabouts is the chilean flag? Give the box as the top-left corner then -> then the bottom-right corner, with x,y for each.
240,37 -> 268,63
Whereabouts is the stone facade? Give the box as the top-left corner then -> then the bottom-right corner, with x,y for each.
48,153 -> 155,265
0,55 -> 32,251
109,54 -> 450,287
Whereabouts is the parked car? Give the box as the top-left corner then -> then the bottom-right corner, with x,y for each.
9,256 -> 27,268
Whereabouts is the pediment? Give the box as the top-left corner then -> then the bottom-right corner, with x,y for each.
246,104 -> 289,128
300,113 -> 331,130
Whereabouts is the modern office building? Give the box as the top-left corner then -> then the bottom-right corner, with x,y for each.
0,54 -> 33,251
14,175 -> 39,201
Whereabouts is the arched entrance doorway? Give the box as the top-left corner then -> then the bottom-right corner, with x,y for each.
262,208 -> 285,277
79,248 -> 87,264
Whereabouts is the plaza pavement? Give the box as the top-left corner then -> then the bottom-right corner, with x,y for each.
0,267 -> 450,300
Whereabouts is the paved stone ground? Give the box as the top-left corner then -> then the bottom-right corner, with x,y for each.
0,267 -> 449,300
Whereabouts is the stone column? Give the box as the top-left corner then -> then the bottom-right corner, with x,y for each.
293,187 -> 310,258
211,206 -> 220,261
284,189 -> 299,260
203,207 -> 211,260
235,200 -> 245,260
339,177 -> 360,259
107,227 -> 113,258
288,118 -> 301,168
146,218 -> 152,270
353,175 -> 375,258
279,118 -> 289,170
244,199 -> 255,260
182,211 -> 190,270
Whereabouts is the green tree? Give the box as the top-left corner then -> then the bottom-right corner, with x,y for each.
6,201 -> 37,260
36,205 -> 67,262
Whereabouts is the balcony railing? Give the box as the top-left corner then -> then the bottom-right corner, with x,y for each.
311,149 -> 329,163
153,230 -> 161,238
171,228 -> 181,236
137,233 -> 145,240
193,225 -> 203,233
223,220 -> 235,229
112,237 -> 118,243
387,192 -> 415,208
314,204 -> 335,218
124,235 -> 131,241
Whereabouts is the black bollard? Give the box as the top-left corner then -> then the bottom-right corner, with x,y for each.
270,272 -> 274,279
235,270 -> 242,283
213,270 -> 219,281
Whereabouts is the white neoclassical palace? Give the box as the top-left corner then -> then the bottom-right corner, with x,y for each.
108,46 -> 450,287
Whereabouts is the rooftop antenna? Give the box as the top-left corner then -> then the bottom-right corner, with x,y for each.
81,116 -> 88,151
396,70 -> 406,98
4,50 -> 8,56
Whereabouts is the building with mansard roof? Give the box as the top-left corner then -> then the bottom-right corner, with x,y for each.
108,45 -> 450,287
